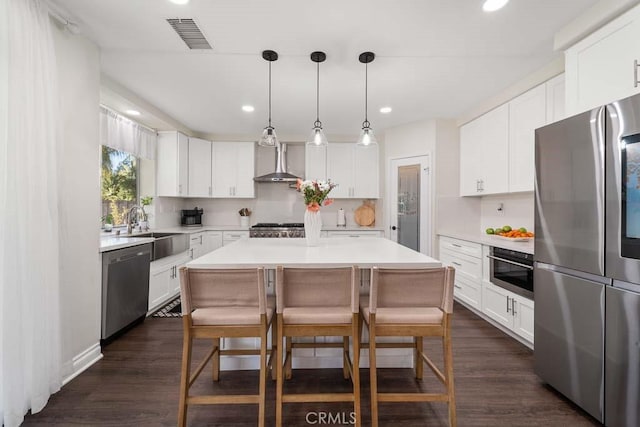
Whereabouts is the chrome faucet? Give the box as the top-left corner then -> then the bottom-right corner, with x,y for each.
126,205 -> 142,234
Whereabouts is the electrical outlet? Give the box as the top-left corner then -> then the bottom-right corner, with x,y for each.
497,203 -> 504,215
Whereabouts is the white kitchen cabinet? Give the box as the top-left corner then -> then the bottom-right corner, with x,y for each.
326,143 -> 379,198
188,137 -> 212,197
189,232 -> 206,260
565,5 -> 640,115
157,131 -> 189,197
459,104 -> 509,196
222,230 -> 249,245
212,141 -> 255,198
438,236 -> 482,311
545,73 -> 566,124
482,281 -> 534,344
305,144 -> 327,181
148,251 -> 190,312
202,231 -> 223,254
508,84 -> 547,193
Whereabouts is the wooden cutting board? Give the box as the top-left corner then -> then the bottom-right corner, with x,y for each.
354,202 -> 375,226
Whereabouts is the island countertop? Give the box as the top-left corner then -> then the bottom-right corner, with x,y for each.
187,237 -> 441,269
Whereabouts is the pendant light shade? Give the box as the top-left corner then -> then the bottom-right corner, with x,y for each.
307,51 -> 328,147
258,50 -> 279,147
356,51 -> 377,147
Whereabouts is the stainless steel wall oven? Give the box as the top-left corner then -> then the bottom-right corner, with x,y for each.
489,247 -> 534,299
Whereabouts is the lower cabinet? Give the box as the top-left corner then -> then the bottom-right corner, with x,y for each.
202,231 -> 223,253
438,237 -> 482,311
148,252 -> 190,313
482,281 -> 534,344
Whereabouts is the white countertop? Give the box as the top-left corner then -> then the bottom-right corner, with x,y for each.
188,237 -> 441,269
438,230 -> 534,254
99,236 -> 155,253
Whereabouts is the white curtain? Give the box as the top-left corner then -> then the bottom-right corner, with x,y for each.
0,0 -> 62,425
100,105 -> 156,159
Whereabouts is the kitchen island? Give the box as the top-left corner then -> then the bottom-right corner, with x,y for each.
186,237 -> 442,370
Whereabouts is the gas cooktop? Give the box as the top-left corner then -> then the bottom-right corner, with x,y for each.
250,223 -> 305,238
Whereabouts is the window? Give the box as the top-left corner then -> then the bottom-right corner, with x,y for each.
101,145 -> 138,227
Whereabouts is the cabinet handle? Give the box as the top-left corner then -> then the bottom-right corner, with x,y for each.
178,184 -> 182,195
635,60 -> 639,88
453,284 -> 462,290
512,298 -> 517,316
209,186 -> 212,196
506,296 -> 510,313
200,235 -> 203,244
451,261 -> 462,266
451,243 -> 462,248
348,235 -> 360,238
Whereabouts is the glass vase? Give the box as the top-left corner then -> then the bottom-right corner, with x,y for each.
304,209 -> 322,246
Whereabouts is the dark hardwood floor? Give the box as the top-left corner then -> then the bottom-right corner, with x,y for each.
23,303 -> 601,426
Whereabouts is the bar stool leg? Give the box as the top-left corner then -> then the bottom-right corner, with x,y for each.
343,336 -> 350,379
352,314 -> 362,427
276,314 -> 284,427
444,317 -> 457,427
271,316 -> 278,381
368,315 -> 379,427
258,321 -> 267,427
414,336 -> 423,380
285,337 -> 293,380
178,320 -> 193,427
212,338 -> 220,381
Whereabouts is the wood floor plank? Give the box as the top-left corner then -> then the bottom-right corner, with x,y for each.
22,302 -> 601,426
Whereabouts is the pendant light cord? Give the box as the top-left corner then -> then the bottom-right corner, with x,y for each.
363,62 -> 369,127
268,61 -> 272,128
316,61 -> 320,123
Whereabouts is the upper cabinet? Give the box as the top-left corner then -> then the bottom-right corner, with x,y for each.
211,141 -> 255,198
187,137 -> 212,197
460,104 -> 509,196
565,5 -> 640,115
460,75 -> 564,197
324,143 -> 379,199
156,132 -> 255,199
157,131 -> 189,197
305,145 -> 327,182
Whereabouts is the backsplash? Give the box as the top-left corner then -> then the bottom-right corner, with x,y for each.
480,193 -> 534,233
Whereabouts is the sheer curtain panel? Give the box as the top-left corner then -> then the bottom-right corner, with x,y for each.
0,0 -> 63,426
100,105 -> 156,160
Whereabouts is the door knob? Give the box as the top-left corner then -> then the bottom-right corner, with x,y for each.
391,226 -> 397,230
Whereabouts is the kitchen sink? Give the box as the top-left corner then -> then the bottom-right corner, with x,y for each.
123,232 -> 189,260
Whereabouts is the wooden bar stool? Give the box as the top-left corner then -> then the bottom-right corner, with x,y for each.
275,266 -> 361,427
361,266 -> 456,427
177,267 -> 276,427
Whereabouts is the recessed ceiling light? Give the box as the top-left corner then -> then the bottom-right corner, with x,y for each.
169,0 -> 189,5
242,105 -> 255,112
379,107 -> 392,114
125,110 -> 141,116
483,0 -> 509,12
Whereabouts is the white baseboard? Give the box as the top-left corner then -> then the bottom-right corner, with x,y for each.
62,342 -> 103,386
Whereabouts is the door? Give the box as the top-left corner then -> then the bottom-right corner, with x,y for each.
389,156 -> 431,255
188,137 -> 212,197
605,283 -> 640,427
534,108 -> 605,275
533,263 -> 606,423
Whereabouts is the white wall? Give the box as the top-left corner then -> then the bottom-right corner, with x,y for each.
52,22 -> 103,380
480,193 -> 534,233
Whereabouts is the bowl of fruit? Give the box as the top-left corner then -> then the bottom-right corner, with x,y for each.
485,225 -> 534,241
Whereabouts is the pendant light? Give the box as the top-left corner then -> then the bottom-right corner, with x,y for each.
258,50 -> 279,147
356,51 -> 378,146
307,51 -> 328,147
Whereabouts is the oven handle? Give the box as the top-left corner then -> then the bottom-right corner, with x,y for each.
487,255 -> 533,270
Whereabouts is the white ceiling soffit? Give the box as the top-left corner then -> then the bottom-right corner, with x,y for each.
53,0 -> 600,137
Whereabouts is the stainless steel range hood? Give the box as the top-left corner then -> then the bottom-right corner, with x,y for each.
254,142 -> 300,183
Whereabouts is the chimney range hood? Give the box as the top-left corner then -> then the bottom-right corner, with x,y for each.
253,141 -> 301,183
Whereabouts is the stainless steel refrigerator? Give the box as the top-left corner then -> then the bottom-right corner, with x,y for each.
534,94 -> 640,426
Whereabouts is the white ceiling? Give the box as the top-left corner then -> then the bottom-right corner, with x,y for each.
54,0 -> 598,138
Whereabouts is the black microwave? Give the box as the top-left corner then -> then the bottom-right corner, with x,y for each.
181,207 -> 203,227
488,247 -> 534,299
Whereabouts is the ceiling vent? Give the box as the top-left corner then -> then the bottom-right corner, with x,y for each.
166,18 -> 212,50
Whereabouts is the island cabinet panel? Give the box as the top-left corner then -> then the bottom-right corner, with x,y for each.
156,131 -> 189,197
565,5 -> 640,115
324,143 -> 379,198
187,137 -> 212,197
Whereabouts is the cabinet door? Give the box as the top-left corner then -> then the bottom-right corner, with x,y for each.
327,144 -> 354,198
233,142 -> 255,198
353,144 -> 379,198
149,265 -> 172,311
188,137 -> 212,197
459,119 -> 483,196
545,73 -> 565,124
305,144 -> 327,181
157,131 -> 189,197
508,84 -> 547,193
189,233 -> 205,259
172,259 -> 190,294
480,104 -> 509,195
565,10 -> 640,115
211,142 -> 236,197
513,296 -> 534,343
203,231 -> 223,253
482,282 -> 513,329
454,275 -> 481,311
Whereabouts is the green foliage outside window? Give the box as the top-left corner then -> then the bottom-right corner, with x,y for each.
101,146 -> 137,226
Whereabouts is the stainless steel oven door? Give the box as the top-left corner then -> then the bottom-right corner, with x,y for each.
606,96 -> 640,284
489,247 -> 534,299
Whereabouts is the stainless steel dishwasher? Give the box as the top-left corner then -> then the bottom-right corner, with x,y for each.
101,243 -> 152,342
